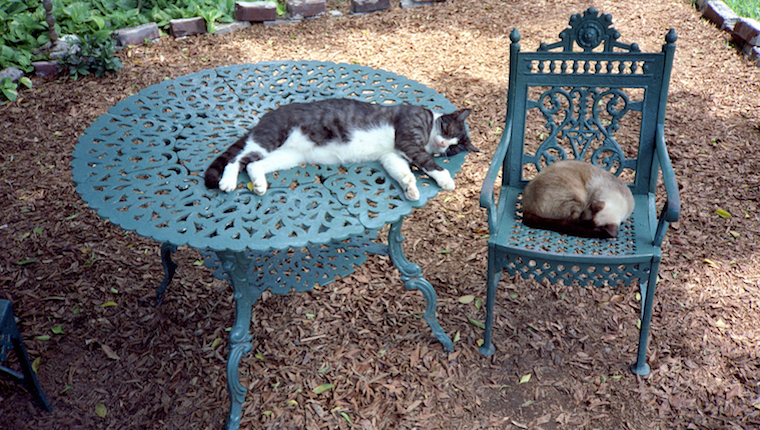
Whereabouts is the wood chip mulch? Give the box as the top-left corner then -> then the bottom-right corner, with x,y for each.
1,0 -> 759,429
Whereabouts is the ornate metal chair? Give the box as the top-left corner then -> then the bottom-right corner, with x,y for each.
1,300 -> 52,411
478,8 -> 679,375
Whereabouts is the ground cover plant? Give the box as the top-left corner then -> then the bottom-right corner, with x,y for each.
1,0 -> 760,429
1,0 -> 243,100
724,0 -> 760,21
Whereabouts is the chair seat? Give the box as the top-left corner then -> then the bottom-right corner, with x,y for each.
489,188 -> 657,287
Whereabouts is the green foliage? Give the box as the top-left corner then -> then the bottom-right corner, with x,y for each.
724,0 -> 760,21
1,0 -> 48,73
0,0 -> 241,100
1,76 -> 33,104
0,0 -> 238,74
61,31 -> 122,79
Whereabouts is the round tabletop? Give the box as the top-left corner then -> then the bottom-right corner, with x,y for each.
72,60 -> 467,252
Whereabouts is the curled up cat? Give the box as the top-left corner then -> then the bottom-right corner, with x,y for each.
204,98 -> 476,201
521,160 -> 635,239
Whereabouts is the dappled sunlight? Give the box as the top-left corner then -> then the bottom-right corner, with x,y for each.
2,0 -> 760,429
230,25 -> 513,88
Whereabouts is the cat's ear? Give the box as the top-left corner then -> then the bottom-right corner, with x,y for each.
599,223 -> 620,238
589,200 -> 606,214
456,109 -> 471,121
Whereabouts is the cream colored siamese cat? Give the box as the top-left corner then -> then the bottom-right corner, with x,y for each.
521,160 -> 635,238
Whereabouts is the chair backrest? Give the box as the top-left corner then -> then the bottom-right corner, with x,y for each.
502,8 -> 676,195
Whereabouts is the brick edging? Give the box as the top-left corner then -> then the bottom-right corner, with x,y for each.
20,1 -> 758,80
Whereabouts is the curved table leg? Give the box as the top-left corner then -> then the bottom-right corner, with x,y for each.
387,219 -> 454,353
216,250 -> 260,430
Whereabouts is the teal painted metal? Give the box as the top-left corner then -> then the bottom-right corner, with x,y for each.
1,300 -> 52,411
72,60 -> 467,430
200,230 -> 387,292
388,219 -> 454,352
72,61 -> 462,252
479,9 -> 679,376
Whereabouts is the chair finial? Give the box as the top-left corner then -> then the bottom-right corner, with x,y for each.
548,7 -> 620,52
510,28 -> 521,43
666,28 -> 677,44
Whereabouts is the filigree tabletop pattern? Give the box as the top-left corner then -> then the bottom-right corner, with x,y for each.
72,61 -> 467,252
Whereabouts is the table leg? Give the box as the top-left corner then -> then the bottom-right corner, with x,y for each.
155,243 -> 178,303
216,250 -> 260,430
387,219 -> 454,353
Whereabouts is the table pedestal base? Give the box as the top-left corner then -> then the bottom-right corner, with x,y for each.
156,218 -> 453,430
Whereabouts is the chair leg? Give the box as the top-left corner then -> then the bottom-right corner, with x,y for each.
0,301 -> 53,411
631,260 -> 660,376
479,247 -> 501,356
11,337 -> 53,411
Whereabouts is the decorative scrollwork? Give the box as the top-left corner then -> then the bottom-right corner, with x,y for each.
528,86 -> 633,174
73,61 -> 467,253
590,142 -> 627,175
593,88 -> 631,134
201,231 -> 387,293
538,7 -> 639,53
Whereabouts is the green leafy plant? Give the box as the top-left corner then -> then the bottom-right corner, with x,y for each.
61,30 -> 122,79
1,76 -> 33,103
723,0 -> 760,21
1,0 -> 245,77
1,0 -> 49,72
53,0 -> 108,34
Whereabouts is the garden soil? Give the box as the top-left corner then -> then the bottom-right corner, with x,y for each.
2,0 -> 760,429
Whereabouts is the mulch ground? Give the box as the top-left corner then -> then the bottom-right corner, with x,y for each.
2,0 -> 760,429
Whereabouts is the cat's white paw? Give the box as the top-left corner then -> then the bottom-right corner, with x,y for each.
400,174 -> 420,201
405,184 -> 420,201
218,175 -> 238,192
438,176 -> 456,191
251,180 -> 268,196
246,166 -> 268,196
428,170 -> 455,191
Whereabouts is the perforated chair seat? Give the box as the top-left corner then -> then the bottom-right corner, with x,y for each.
490,190 -> 656,286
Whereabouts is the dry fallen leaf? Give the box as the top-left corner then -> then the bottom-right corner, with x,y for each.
458,295 -> 476,304
95,403 -> 107,418
312,383 -> 335,394
101,344 -> 120,360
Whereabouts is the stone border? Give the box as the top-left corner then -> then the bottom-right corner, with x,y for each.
0,0 -> 421,82
696,0 -> 760,66
117,0 -> 439,42
10,0 -> 756,83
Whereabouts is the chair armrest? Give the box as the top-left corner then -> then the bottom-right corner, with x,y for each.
480,126 -> 512,233
653,124 -> 680,246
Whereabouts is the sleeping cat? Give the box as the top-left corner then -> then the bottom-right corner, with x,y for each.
204,98 -> 476,201
521,160 -> 635,238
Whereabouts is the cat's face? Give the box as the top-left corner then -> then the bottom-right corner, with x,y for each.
431,109 -> 478,156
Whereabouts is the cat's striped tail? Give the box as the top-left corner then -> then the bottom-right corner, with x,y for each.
203,159 -> 224,189
204,134 -> 248,189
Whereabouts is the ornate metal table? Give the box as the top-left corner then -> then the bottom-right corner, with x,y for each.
72,60 -> 468,429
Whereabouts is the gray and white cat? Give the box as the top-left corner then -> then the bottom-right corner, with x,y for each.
204,98 -> 475,201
